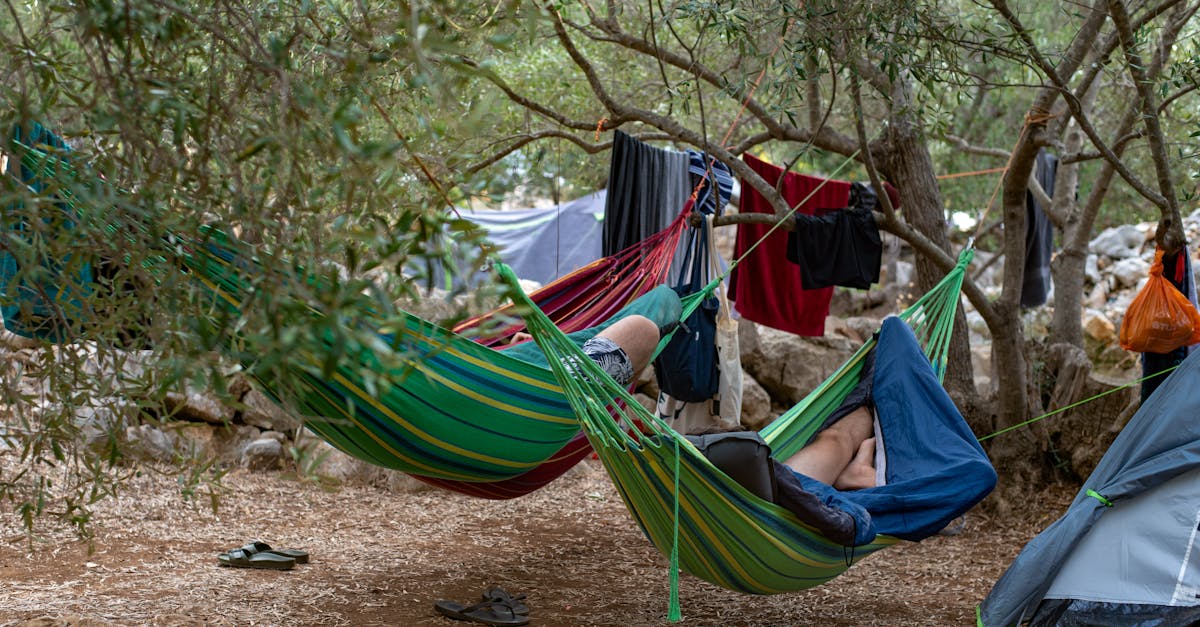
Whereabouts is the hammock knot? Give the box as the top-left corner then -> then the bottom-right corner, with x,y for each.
1023,106 -> 1057,126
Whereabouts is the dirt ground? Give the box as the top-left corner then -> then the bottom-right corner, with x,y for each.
0,455 -> 1072,627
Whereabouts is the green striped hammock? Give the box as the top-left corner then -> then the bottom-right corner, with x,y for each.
6,141 -> 687,497
502,246 -> 973,604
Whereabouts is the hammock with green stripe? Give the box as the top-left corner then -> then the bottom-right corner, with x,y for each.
3,140 -> 686,497
503,246 -> 973,598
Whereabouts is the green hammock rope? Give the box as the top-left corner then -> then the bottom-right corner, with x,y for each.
501,247 -> 972,615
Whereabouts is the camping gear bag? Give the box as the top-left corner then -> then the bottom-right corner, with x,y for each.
684,430 -> 777,503
654,223 -> 720,402
1119,248 -> 1200,353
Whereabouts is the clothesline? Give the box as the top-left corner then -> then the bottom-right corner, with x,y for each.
936,166 -> 1008,180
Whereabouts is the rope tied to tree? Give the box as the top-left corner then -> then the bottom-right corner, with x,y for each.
969,105 -> 1061,242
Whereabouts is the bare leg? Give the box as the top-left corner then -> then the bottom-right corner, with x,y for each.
783,406 -> 875,488
833,437 -> 877,490
593,315 -> 659,374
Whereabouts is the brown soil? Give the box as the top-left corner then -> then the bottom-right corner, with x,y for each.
0,456 -> 1072,626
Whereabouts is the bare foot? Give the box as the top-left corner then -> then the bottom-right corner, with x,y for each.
833,437 -> 877,491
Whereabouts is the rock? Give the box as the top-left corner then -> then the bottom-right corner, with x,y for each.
844,316 -> 881,342
1085,254 -> 1101,285
173,423 -> 220,461
966,310 -> 989,338
239,437 -> 285,470
240,389 -> 301,433
741,323 -> 856,407
384,471 -> 436,494
125,424 -> 178,462
739,375 -> 772,431
1109,257 -> 1150,290
633,392 -> 657,414
971,344 -> 992,382
292,429 -> 380,483
1082,309 -> 1117,343
291,429 -> 435,492
0,329 -> 40,350
890,259 -> 915,289
164,391 -> 234,425
1089,224 -> 1145,259
1084,283 -> 1108,309
74,401 -> 136,451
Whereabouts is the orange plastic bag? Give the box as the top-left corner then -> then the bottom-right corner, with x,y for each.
1119,249 -> 1200,353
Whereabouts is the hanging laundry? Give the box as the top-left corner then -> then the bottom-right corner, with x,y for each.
785,182 -> 882,290
728,154 -> 852,336
602,130 -> 691,256
1022,149 -> 1058,308
686,150 -> 735,217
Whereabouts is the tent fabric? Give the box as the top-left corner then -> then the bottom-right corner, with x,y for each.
979,346 -> 1200,626
1041,468 -> 1200,605
464,192 -> 606,286
415,192 -> 606,292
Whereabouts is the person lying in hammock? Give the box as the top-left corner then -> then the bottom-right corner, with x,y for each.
784,406 -> 878,489
507,314 -> 661,391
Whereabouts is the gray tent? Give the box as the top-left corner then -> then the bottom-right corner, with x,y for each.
416,191 -> 606,291
980,348 -> 1200,626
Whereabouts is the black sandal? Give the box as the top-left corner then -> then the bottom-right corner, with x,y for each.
433,598 -> 529,626
481,586 -> 529,615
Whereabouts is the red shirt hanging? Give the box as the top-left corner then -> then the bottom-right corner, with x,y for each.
729,154 -> 852,336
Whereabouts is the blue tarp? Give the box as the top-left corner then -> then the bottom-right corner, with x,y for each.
466,191 -> 605,286
417,192 -> 606,292
980,347 -> 1200,626
791,316 -> 998,543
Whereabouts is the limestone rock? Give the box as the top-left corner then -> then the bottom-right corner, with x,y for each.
164,391 -> 234,425
240,389 -> 301,433
1082,309 -> 1117,344
1089,224 -> 1145,259
1085,254 -> 1101,285
125,424 -> 178,462
239,437 -> 285,470
740,323 -> 856,407
1109,257 -> 1150,290
739,375 -> 772,431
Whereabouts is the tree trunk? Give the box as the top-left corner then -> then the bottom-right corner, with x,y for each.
879,95 -> 977,405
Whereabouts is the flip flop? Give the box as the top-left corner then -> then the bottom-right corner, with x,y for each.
481,586 -> 529,615
246,540 -> 310,564
217,547 -> 295,570
433,599 -> 529,626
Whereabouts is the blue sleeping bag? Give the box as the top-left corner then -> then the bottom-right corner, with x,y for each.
783,316 -> 997,543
